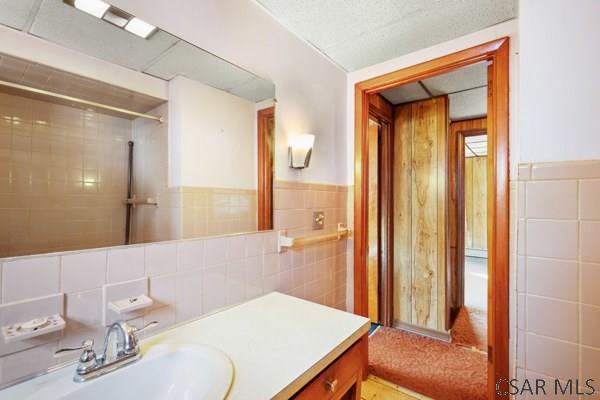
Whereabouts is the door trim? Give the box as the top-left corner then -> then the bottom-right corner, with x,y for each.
353,38 -> 509,398
257,106 -> 275,230
368,94 -> 394,327
448,118 -> 487,326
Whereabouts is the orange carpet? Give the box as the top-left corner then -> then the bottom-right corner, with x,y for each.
451,307 -> 487,351
368,327 -> 487,400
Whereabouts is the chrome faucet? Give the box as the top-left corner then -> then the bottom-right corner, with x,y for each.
55,320 -> 159,382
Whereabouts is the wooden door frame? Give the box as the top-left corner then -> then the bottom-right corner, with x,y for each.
368,94 -> 394,327
354,38 -> 509,398
257,106 -> 275,230
451,123 -> 487,323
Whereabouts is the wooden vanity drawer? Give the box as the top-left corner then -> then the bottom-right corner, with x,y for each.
292,339 -> 363,400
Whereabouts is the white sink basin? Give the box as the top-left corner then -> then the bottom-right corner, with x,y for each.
1,344 -> 234,400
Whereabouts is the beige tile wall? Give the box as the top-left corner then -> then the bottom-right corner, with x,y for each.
181,186 -> 257,238
273,180 -> 348,236
273,180 -> 349,308
0,180 -> 350,387
0,91 -> 131,257
515,160 -> 600,388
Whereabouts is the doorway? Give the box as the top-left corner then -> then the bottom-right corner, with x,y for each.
354,38 -> 509,399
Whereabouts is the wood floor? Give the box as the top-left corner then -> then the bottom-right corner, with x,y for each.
361,375 -> 433,400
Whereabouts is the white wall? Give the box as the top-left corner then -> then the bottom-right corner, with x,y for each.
109,0 -> 347,185
168,76 -> 256,189
0,24 -> 167,100
519,0 -> 600,163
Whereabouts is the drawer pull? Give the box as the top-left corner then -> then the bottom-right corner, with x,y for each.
325,378 -> 339,392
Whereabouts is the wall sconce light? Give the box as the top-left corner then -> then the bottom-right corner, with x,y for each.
288,134 -> 315,169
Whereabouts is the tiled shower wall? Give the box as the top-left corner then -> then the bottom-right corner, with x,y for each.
515,160 -> 600,388
0,181 -> 349,386
131,103 -> 181,244
0,92 -> 132,257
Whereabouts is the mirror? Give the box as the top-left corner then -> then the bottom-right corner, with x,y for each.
0,0 -> 275,257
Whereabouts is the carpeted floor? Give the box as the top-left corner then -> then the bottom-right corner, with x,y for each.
451,307 -> 487,351
368,327 -> 487,400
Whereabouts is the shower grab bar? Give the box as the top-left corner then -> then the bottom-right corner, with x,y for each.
277,223 -> 350,252
0,79 -> 163,123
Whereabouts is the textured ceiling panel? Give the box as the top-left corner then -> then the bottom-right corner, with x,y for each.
257,0 -> 516,71
422,61 -> 487,95
449,86 -> 487,120
0,0 -> 40,30
29,0 -> 179,71
144,41 -> 253,90
229,76 -> 276,103
380,81 -> 429,105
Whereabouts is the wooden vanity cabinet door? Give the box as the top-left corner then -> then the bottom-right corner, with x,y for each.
292,339 -> 363,400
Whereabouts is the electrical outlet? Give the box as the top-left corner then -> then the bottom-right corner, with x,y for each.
313,211 -> 325,230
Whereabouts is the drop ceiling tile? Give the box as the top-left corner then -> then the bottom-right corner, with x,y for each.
465,135 -> 487,144
0,0 -> 40,30
449,86 -> 487,121
29,0 -> 179,71
258,0 -> 516,71
229,77 -> 275,103
422,61 -> 487,95
380,82 -> 429,105
144,40 -> 256,91
257,0 -> 425,50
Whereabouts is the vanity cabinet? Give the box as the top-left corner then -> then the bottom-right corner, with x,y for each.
292,335 -> 366,400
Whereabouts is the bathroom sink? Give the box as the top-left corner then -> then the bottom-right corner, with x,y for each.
7,344 -> 234,400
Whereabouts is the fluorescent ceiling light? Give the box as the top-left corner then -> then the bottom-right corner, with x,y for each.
125,17 -> 156,38
73,0 -> 110,18
103,10 -> 129,27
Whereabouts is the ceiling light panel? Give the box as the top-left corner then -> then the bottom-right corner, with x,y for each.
102,10 -> 129,27
124,17 -> 156,38
31,1 -> 179,71
465,135 -> 487,144
73,0 -> 109,18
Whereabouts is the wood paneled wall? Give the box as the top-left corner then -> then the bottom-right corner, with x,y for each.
465,156 -> 488,251
393,96 -> 448,332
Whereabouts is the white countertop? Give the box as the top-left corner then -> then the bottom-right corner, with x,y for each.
0,292 -> 370,400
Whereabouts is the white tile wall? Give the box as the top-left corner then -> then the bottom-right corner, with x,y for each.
515,160 -> 600,388
0,224 -> 348,386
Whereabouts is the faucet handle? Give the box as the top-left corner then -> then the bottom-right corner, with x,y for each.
54,339 -> 95,358
134,320 -> 159,335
